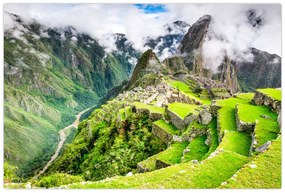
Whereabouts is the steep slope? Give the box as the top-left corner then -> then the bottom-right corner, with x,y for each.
4,12 -> 137,177
178,15 -> 281,92
127,49 -> 161,89
237,48 -> 281,91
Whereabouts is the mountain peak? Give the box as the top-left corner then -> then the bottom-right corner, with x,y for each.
127,49 -> 161,89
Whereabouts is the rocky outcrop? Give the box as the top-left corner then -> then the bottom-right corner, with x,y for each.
198,109 -> 212,125
255,141 -> 271,153
237,48 -> 281,92
161,56 -> 189,75
253,90 -> 281,113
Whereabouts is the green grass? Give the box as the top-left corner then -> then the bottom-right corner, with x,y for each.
218,107 -> 236,133
257,88 -> 281,101
218,131 -> 252,156
69,161 -> 194,189
183,135 -> 209,162
223,136 -> 281,188
156,142 -> 189,165
254,119 -> 279,147
146,151 -> 249,188
216,97 -> 250,136
153,120 -> 178,135
237,104 -> 277,123
32,173 -> 84,188
236,93 -> 254,100
166,80 -> 211,105
168,102 -> 199,119
215,97 -> 249,108
133,102 -> 165,114
68,150 -> 249,189
137,152 -> 162,172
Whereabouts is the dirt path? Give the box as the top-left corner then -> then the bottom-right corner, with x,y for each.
32,107 -> 91,180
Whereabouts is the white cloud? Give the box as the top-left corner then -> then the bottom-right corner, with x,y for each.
4,3 -> 281,60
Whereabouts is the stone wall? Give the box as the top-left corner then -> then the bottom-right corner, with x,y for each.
155,159 -> 171,169
235,105 -> 255,133
253,90 -> 281,113
152,124 -> 173,143
166,108 -> 185,131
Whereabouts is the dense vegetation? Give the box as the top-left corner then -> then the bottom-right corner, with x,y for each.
44,100 -> 167,182
4,15 -> 137,178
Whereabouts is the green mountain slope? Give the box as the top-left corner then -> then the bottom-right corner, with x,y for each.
4,13 -> 138,177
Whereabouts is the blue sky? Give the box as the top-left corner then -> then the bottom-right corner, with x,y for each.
134,4 -> 168,13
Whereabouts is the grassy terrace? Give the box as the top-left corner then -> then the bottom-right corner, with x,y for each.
168,102 -> 199,119
215,98 -> 250,135
223,136 -> 281,188
138,152 -> 162,172
69,161 -> 194,189
235,93 -> 254,100
237,103 -> 279,147
156,142 -> 189,165
146,151 -> 249,189
153,119 -> 179,135
218,131 -> 252,156
133,102 -> 164,114
237,104 -> 277,123
183,135 -> 209,162
68,150 -> 249,189
166,79 -> 211,105
257,88 -> 281,101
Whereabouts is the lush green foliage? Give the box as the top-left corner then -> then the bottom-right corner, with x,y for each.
4,162 -> 20,183
257,88 -> 281,101
168,102 -> 199,119
47,104 -> 166,181
32,173 -> 84,188
4,23 -> 135,177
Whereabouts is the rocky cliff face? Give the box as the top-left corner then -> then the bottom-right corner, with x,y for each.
237,48 -> 281,91
178,15 -> 281,92
4,12 -> 138,177
178,15 -> 239,92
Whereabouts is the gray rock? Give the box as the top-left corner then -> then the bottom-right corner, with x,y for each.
198,109 -> 212,125
255,141 -> 271,153
172,135 -> 183,143
192,160 -> 199,164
